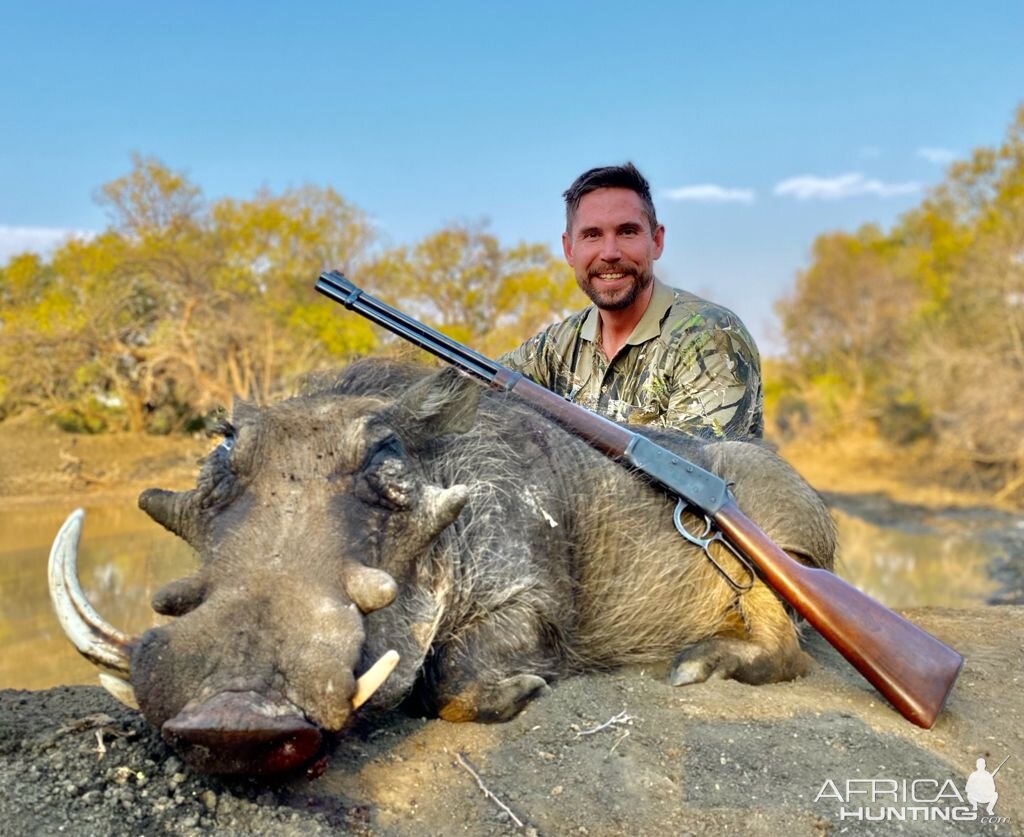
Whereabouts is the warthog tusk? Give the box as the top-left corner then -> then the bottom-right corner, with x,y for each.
48,509 -> 137,678
351,650 -> 400,710
98,672 -> 139,709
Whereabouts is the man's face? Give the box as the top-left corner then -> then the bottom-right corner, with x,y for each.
562,187 -> 665,312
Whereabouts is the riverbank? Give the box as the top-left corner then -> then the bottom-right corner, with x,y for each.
0,413 -> 210,507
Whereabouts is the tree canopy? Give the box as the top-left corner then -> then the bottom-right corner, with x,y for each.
0,156 -> 575,433
774,104 -> 1024,500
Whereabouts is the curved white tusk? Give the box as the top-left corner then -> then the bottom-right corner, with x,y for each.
98,672 -> 139,709
351,650 -> 400,710
48,509 -> 137,678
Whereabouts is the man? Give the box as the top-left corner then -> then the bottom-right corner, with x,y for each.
502,163 -> 763,438
966,757 -> 1002,816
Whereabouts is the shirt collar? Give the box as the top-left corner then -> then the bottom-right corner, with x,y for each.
579,279 -> 675,345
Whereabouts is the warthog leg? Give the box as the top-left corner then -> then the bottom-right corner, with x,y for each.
668,580 -> 807,686
437,674 -> 551,723
421,599 -> 561,722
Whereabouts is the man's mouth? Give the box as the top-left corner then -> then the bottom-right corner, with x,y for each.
591,270 -> 633,284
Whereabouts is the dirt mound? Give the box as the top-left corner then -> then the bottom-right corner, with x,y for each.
2,608 -> 1020,836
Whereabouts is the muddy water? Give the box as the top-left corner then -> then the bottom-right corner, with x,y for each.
832,509 -> 999,607
1,494 -> 1019,691
1,503 -> 195,691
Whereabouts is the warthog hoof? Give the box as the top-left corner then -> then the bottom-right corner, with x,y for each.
668,638 -> 807,686
439,674 -> 550,723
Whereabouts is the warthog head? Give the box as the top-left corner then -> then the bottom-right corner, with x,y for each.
49,367 -> 477,774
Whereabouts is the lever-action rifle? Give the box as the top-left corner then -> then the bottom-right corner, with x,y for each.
315,270 -> 963,728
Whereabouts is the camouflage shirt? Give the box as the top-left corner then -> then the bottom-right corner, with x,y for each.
500,280 -> 763,438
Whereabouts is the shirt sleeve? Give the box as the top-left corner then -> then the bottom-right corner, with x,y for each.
498,331 -> 548,385
662,317 -> 764,438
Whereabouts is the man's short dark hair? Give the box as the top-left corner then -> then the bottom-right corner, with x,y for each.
563,162 -> 658,234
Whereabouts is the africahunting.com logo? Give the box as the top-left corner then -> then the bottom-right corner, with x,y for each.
815,755 -> 1011,825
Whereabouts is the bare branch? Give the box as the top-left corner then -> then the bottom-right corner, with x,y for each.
455,752 -> 525,830
572,710 -> 634,737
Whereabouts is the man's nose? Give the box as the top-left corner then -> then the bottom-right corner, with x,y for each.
599,235 -> 621,261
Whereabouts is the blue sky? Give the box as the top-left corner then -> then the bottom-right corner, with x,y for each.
1,1 -> 1022,352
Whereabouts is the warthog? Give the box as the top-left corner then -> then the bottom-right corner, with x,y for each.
50,360 -> 836,775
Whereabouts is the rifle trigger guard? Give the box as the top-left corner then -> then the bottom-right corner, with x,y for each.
672,499 -> 755,593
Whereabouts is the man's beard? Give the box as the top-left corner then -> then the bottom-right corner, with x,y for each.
578,267 -> 654,311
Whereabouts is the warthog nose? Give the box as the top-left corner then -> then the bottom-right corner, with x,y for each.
162,691 -> 323,775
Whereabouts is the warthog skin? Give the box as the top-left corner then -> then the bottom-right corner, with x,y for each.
134,360 -> 836,773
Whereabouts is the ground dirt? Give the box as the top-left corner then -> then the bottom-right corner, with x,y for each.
2,612 -> 1021,837
2,419 -> 1022,836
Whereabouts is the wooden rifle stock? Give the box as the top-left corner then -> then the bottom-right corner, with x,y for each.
714,500 -> 963,728
315,270 -> 964,728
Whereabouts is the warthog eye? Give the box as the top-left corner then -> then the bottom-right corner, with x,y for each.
214,420 -> 236,454
193,420 -> 243,509
357,434 -> 415,510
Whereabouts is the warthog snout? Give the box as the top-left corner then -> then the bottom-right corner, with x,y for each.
161,691 -> 322,775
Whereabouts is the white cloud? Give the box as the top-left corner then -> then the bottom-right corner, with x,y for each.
0,225 -> 94,263
773,173 -> 921,201
916,146 -> 957,165
663,184 -> 755,205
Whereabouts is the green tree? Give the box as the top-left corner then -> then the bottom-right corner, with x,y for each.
1,157 -> 381,431
775,103 -> 1024,501
362,222 -> 576,356
775,225 -> 924,425
0,157 -> 574,436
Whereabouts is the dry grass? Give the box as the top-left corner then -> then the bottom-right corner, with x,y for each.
776,430 -> 1017,511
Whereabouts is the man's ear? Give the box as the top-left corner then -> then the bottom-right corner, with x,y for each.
562,230 -> 574,266
652,223 -> 666,260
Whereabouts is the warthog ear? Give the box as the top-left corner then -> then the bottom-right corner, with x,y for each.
387,368 -> 480,449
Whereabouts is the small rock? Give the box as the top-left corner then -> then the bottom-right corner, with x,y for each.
81,790 -> 103,806
200,789 -> 217,813
162,756 -> 183,776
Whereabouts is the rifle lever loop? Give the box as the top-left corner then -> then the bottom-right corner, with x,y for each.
672,499 -> 755,593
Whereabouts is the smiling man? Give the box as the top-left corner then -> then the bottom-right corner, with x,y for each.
502,163 -> 764,438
